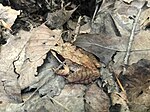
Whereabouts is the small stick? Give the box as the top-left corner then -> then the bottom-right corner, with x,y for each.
72,16 -> 82,42
92,4 -> 100,22
123,8 -> 142,74
50,51 -> 67,73
114,74 -> 125,93
92,0 -> 105,22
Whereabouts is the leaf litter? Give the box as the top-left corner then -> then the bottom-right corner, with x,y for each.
0,0 -> 150,112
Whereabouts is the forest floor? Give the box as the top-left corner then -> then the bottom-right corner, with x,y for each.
0,0 -> 150,112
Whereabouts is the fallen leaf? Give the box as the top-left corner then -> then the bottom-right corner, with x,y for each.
119,59 -> 150,112
0,30 -> 32,103
0,4 -> 20,27
147,0 -> 150,7
23,95 -> 70,112
0,103 -> 23,112
112,1 -> 138,37
54,84 -> 86,112
29,54 -> 65,98
112,0 -> 146,38
74,33 -> 127,64
111,92 -> 130,112
85,83 -> 109,112
140,8 -> 150,30
91,12 -> 121,37
46,5 -> 77,29
16,24 -> 62,89
0,20 -> 12,31
113,30 -> 150,74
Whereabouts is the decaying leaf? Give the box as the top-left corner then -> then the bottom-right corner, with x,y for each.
100,67 -> 118,93
54,84 -> 86,112
29,54 -> 65,98
0,20 -> 12,31
91,11 -> 121,37
67,16 -> 91,34
45,5 -> 77,29
113,30 -> 150,74
51,43 -> 101,83
140,8 -> 150,29
119,59 -> 150,112
17,24 -> 62,89
112,1 -> 139,37
85,83 -> 109,112
0,103 -> 23,112
23,95 -> 69,112
112,0 -> 146,38
110,92 -> 130,112
0,4 -> 20,26
0,31 -> 31,103
74,33 -> 127,64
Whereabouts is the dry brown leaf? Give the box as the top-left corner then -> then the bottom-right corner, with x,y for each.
119,59 -> 150,112
132,30 -> 150,51
54,84 -> 86,112
85,83 -> 109,112
17,24 -> 62,89
51,43 -> 101,83
139,8 -> 150,29
91,11 -> 121,37
0,4 -> 20,26
74,33 -> 127,64
0,31 -> 31,103
0,20 -> 12,31
113,30 -> 150,73
111,92 -> 130,112
112,1 -> 146,37
46,5 -> 77,29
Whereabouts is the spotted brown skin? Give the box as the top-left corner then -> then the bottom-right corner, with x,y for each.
57,59 -> 100,84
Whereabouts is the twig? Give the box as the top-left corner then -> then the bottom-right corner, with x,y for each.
114,74 -> 125,93
51,50 -> 63,63
123,8 -> 142,74
72,16 -> 82,42
92,0 -> 103,22
50,50 -> 67,72
92,4 -> 99,23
